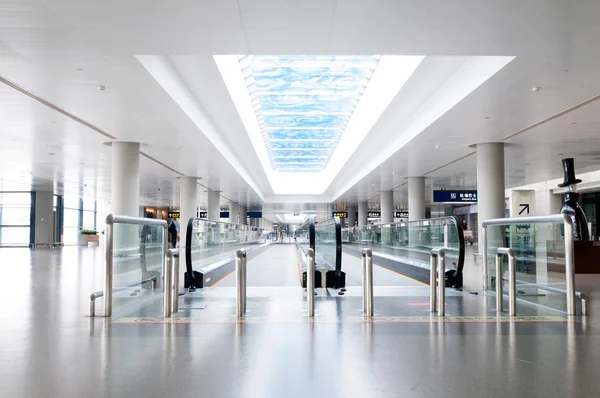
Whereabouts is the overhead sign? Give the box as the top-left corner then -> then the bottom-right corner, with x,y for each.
248,211 -> 262,218
367,211 -> 381,218
332,211 -> 348,218
509,190 -> 535,218
168,211 -> 180,219
433,190 -> 478,203
198,211 -> 208,218
394,211 -> 409,218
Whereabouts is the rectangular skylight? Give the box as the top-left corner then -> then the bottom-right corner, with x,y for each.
238,55 -> 380,172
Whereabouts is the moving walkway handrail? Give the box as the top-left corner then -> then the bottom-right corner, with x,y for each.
103,214 -> 168,317
185,217 -> 263,288
482,213 -> 576,315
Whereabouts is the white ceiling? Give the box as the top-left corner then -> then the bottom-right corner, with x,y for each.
1,1 -> 600,214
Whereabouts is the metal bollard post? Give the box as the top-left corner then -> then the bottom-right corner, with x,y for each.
430,251 -> 438,313
164,249 -> 173,318
236,250 -> 246,317
364,249 -> 374,317
496,248 -> 516,316
430,248 -> 446,316
362,249 -> 368,314
242,251 -> 247,314
438,249 -> 446,316
307,248 -> 315,317
172,250 -> 179,313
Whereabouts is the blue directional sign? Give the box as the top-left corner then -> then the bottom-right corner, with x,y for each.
433,190 -> 478,203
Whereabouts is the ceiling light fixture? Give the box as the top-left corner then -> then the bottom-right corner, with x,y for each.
97,85 -> 106,91
531,86 -> 541,92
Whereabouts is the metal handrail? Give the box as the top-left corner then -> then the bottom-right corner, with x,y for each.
89,275 -> 157,317
103,214 -> 168,317
482,213 -> 577,315
430,248 -> 447,316
362,248 -> 374,316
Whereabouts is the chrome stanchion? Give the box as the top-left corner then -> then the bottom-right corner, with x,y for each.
242,251 -> 247,314
164,250 -> 173,318
496,247 -> 516,316
172,250 -> 179,313
362,249 -> 367,314
103,218 -> 114,317
236,250 -> 246,317
430,248 -> 446,316
364,248 -> 373,317
562,214 -> 576,315
307,248 -> 315,317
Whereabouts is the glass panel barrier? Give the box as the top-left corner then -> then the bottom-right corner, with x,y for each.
103,216 -> 167,317
185,218 -> 264,285
342,217 -> 465,287
314,217 -> 341,273
483,217 -> 574,314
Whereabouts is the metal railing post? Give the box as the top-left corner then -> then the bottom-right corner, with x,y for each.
438,249 -> 446,316
242,251 -> 247,314
363,248 -> 373,317
430,250 -> 437,313
562,214 -> 576,316
164,250 -> 173,318
362,249 -> 368,314
482,226 -> 488,291
236,250 -> 246,317
496,247 -> 516,316
307,248 -> 315,317
103,217 -> 114,317
172,250 -> 179,313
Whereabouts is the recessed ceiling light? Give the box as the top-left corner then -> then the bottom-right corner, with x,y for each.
558,153 -> 564,156
97,85 -> 106,91
48,121 -> 56,124
435,144 -> 441,149
48,153 -> 55,156
484,116 -> 490,120
568,121 -> 577,125
392,171 -> 396,175
531,86 -> 541,92
76,68 -> 83,72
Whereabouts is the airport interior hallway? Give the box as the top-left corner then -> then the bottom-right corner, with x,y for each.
1,245 -> 600,397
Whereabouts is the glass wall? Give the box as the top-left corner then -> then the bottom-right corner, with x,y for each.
63,195 -> 81,244
0,192 -> 32,246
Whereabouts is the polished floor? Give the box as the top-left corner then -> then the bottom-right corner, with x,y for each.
0,245 -> 599,397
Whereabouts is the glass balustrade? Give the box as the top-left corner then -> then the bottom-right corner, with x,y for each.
342,217 -> 465,286
483,217 -> 574,313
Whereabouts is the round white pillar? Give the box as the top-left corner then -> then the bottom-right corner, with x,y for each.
408,177 -> 426,221
229,201 -> 239,224
239,206 -> 248,225
476,143 -> 505,246
111,142 -> 140,216
347,206 -> 357,227
381,191 -> 394,224
207,191 -> 220,221
358,202 -> 368,226
179,177 -> 198,244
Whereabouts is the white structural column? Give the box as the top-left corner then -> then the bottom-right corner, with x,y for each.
179,177 -> 198,245
358,202 -> 368,226
207,191 -> 220,221
347,206 -> 357,228
475,142 -> 505,290
111,142 -> 140,216
408,177 -> 426,221
380,191 -> 394,224
34,191 -> 54,246
229,201 -> 239,224
239,206 -> 248,225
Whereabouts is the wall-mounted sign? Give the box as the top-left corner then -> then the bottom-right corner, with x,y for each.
394,211 -> 409,218
332,211 -> 348,218
198,211 -> 208,218
433,190 -> 478,203
168,211 -> 180,218
248,211 -> 262,218
367,211 -> 381,218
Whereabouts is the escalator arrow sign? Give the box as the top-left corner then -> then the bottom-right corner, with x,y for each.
518,204 -> 530,215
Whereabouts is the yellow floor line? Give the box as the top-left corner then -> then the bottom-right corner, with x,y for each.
343,252 -> 428,286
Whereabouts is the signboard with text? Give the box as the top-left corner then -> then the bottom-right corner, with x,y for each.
509,190 -> 536,274
332,211 -> 348,218
433,190 -> 478,203
394,211 -> 409,218
367,211 -> 381,218
168,211 -> 180,219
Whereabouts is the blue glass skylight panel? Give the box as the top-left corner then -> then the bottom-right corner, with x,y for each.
240,55 -> 380,171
